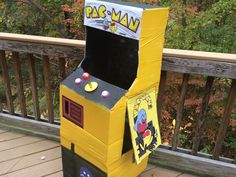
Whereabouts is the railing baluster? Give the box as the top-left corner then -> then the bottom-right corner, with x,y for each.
0,63 -> 2,112
0,50 -> 14,114
0,66 -> 2,112
0,63 -> 2,113
13,52 -> 27,117
0,101 -> 2,112
172,73 -> 189,150
157,71 -> 167,122
28,54 -> 40,120
59,58 -> 66,81
213,79 -> 236,160
43,56 -> 54,123
192,76 -> 214,155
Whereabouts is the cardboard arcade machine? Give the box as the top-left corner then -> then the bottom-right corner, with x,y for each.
60,0 -> 169,177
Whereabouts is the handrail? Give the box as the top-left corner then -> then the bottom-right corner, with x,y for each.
0,32 -> 235,63
163,48 -> 236,63
0,32 -> 85,47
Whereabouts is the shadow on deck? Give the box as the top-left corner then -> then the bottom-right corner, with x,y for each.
0,128 -> 197,177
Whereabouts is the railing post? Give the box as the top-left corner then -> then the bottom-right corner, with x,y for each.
157,71 -> 167,122
192,76 -> 214,155
59,58 -> 66,81
212,79 -> 236,160
0,63 -> 2,113
28,54 -> 40,120
0,61 -> 2,113
0,101 -> 2,112
13,52 -> 27,117
43,56 -> 54,123
172,73 -> 189,150
0,50 -> 14,114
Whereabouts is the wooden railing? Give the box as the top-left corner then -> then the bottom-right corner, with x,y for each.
160,50 -> 236,161
0,33 -> 85,122
0,33 -> 236,175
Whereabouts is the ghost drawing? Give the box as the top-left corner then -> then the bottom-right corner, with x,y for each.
134,109 -> 157,158
80,167 -> 93,177
134,109 -> 147,134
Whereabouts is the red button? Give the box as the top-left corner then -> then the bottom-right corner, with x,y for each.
82,72 -> 90,80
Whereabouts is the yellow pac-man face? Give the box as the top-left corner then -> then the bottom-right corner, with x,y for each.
110,22 -> 117,33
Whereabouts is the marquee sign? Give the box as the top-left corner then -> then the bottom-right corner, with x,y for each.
84,0 -> 143,40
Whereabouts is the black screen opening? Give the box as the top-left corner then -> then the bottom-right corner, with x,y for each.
81,27 -> 139,90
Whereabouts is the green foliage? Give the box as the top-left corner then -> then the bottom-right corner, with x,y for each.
122,0 -> 235,53
178,132 -> 188,146
164,0 -> 236,53
200,145 -> 211,154
224,133 -> 236,150
0,0 -> 70,37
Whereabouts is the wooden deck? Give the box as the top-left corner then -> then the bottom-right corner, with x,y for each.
0,129 -> 197,177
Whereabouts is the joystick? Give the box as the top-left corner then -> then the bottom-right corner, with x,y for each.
82,72 -> 98,92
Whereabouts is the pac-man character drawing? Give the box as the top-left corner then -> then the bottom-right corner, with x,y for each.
110,21 -> 117,33
103,19 -> 109,30
134,109 -> 157,158
134,109 -> 147,134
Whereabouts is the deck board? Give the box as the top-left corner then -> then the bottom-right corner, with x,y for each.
178,174 -> 198,177
0,130 -> 198,177
0,147 -> 61,175
1,159 -> 62,177
44,171 -> 63,177
0,132 -> 25,142
139,165 -> 182,177
0,129 -> 8,134
0,140 -> 59,163
0,136 -> 43,152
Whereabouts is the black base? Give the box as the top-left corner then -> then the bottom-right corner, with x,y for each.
61,146 -> 107,177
